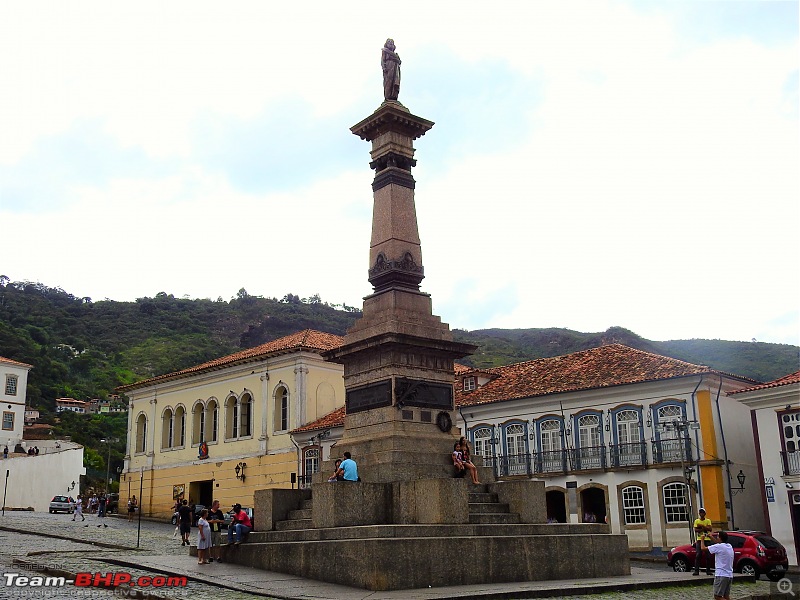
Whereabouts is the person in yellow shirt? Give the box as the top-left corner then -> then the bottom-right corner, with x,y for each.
693,507 -> 713,575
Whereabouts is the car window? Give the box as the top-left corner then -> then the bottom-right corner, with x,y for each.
755,535 -> 782,549
52,496 -> 68,502
727,534 -> 745,549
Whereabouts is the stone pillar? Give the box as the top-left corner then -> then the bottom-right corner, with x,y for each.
323,102 -> 476,485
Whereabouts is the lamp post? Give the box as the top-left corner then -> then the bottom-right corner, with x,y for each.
658,418 -> 700,543
100,438 -> 118,493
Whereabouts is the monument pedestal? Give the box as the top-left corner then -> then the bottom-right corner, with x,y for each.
238,56 -> 631,591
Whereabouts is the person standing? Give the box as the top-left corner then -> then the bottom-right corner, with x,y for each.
72,495 -> 85,522
178,499 -> 192,546
98,494 -> 107,518
701,531 -> 734,600
196,509 -> 211,565
336,452 -> 359,482
207,499 -> 226,562
3,446 -> 8,459
127,495 -> 137,522
693,507 -> 713,575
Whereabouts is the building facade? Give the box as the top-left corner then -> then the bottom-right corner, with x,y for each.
453,345 -> 763,553
1,356 -> 32,449
117,330 -> 345,520
730,370 -> 800,565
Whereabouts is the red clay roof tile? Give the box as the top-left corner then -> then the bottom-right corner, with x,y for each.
117,329 -> 343,393
0,356 -> 33,368
728,370 -> 800,395
292,405 -> 346,434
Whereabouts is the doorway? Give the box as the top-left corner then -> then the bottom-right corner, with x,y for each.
580,487 -> 607,523
546,490 -> 567,523
189,480 -> 214,509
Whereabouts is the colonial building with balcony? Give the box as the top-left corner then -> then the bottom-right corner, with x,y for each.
730,370 -> 800,565
117,330 -> 345,520
454,344 -> 762,553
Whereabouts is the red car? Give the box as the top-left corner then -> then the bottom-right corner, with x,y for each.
667,530 -> 789,581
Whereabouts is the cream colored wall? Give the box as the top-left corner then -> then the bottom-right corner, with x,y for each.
1,361 -> 30,447
123,349 -> 345,515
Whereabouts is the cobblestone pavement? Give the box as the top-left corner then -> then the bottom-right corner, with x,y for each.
0,511 -> 787,599
0,512 -> 271,599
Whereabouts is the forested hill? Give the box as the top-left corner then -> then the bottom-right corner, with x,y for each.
1,280 -> 797,416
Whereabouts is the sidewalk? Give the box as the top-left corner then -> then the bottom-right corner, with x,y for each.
97,553 -> 757,600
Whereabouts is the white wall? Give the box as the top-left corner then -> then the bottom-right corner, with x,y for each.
1,445 -> 86,512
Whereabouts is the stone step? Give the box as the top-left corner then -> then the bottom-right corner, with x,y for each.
468,492 -> 498,503
469,513 -> 521,524
468,502 -> 510,514
302,499 -> 313,510
287,508 -> 312,520
275,518 -> 313,531
248,522 -> 610,543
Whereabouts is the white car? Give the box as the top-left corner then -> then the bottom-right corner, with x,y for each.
49,495 -> 76,513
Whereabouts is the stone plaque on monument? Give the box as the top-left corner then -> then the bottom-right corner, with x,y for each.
346,380 -> 392,413
394,378 -> 452,410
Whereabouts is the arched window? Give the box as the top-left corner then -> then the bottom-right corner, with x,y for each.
304,447 -> 320,477
135,414 -> 147,454
616,410 -> 641,445
192,402 -> 205,445
174,405 -> 186,447
505,423 -> 527,476
207,399 -> 218,443
655,403 -> 686,462
540,419 -> 561,453
274,386 -> 289,432
161,408 -> 174,449
225,396 -> 238,440
473,427 -> 492,458
577,414 -> 600,449
662,482 -> 689,523
621,485 -> 646,524
240,394 -> 252,437
614,409 -> 643,466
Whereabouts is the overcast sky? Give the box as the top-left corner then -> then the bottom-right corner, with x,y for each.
1,1 -> 797,346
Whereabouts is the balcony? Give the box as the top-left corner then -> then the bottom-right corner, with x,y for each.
609,441 -> 648,468
780,450 -> 800,476
572,445 -> 606,471
652,438 -> 691,464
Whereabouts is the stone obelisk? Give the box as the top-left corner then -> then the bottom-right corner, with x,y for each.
324,39 -> 476,483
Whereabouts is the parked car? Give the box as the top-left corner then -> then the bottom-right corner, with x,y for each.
106,493 -> 119,514
49,495 -> 76,514
667,531 -> 789,581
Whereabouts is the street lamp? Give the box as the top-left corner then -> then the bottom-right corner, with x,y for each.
100,438 -> 118,493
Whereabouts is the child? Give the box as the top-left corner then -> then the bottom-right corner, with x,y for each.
452,442 -> 466,477
327,459 -> 342,482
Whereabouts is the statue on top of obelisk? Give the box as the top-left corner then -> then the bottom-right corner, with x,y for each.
381,38 -> 401,101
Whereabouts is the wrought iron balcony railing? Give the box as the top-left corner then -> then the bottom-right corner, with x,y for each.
609,441 -> 648,468
780,450 -> 800,476
651,438 -> 691,464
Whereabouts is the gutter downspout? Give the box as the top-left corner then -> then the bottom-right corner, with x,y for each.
712,374 -> 735,529
689,375 -> 704,516
289,433 -> 303,489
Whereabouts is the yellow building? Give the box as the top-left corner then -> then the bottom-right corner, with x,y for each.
117,330 -> 344,519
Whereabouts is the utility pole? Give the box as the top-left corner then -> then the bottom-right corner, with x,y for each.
658,418 -> 700,543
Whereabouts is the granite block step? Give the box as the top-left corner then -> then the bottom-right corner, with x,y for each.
287,508 -> 312,520
468,492 -> 498,503
275,518 -> 313,531
469,513 -> 521,524
469,502 -> 510,514
302,499 -> 313,510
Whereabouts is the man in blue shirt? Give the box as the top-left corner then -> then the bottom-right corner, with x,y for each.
337,452 -> 359,482
701,530 -> 734,600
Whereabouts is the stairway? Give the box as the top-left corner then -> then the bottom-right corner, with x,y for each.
467,485 -> 520,524
274,497 -> 313,531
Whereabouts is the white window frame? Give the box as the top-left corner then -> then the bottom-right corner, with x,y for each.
663,482 -> 689,523
2,411 -> 14,431
463,376 -> 476,392
622,485 -> 646,525
5,375 -> 18,396
473,427 -> 492,458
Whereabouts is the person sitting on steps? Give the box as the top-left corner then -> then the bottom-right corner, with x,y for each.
458,438 -> 481,485
227,503 -> 252,545
452,442 -> 466,478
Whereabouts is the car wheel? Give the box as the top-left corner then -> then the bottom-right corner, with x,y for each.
738,560 -> 760,579
767,571 -> 785,582
672,556 -> 690,572
49,509 -> 54,514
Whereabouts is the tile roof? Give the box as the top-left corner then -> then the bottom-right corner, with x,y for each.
728,370 -> 800,395
117,329 -> 343,393
292,405 -> 346,434
455,344 -> 755,408
0,356 -> 33,368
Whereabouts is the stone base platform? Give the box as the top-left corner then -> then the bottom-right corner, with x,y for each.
222,480 -> 631,591
216,527 -> 630,590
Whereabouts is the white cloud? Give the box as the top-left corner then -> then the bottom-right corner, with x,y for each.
1,1 -> 797,345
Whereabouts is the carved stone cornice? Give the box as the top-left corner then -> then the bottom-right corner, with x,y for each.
372,168 -> 415,191
368,252 -> 424,292
351,102 -> 434,142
